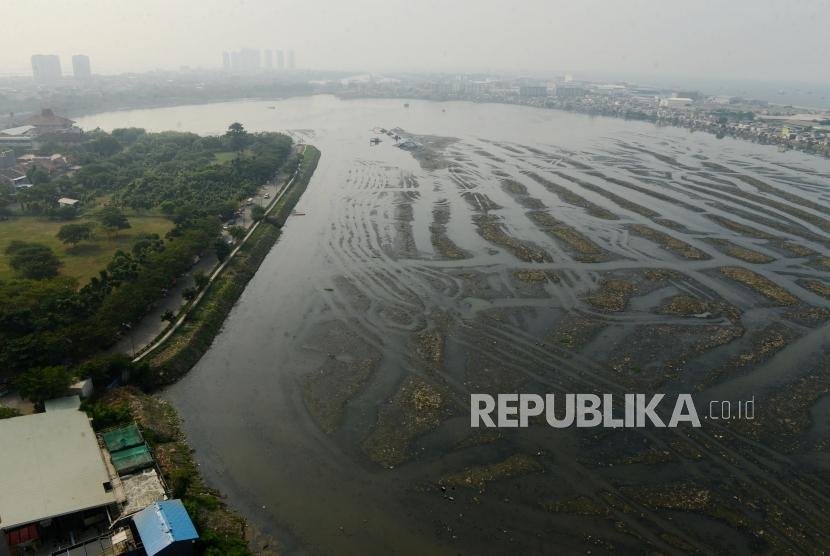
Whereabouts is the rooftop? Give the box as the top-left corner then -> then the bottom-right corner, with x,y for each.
24,109 -> 75,127
0,410 -> 117,530
0,125 -> 36,137
133,500 -> 198,556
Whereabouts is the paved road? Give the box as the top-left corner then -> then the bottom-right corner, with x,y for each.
108,253 -> 218,357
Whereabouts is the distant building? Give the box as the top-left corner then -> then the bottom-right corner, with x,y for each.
596,84 -> 627,96
0,125 -> 37,150
676,90 -> 702,101
555,85 -> 587,98
228,48 -> 261,73
287,49 -> 296,70
520,85 -> 548,98
660,97 -> 694,108
0,167 -> 29,189
30,54 -> 62,83
17,153 -> 69,176
276,49 -> 285,69
132,500 -> 199,556
222,51 -> 230,70
24,108 -> 76,135
264,49 -> 273,69
0,148 -> 15,169
72,54 -> 91,81
58,197 -> 79,207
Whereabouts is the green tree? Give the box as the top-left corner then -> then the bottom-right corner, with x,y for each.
52,205 -> 78,221
57,222 -> 93,247
228,225 -> 247,242
159,200 -> 177,215
75,353 -> 134,385
106,251 -> 140,283
89,135 -> 123,157
214,237 -> 231,261
251,204 -> 266,222
225,122 -> 248,153
26,166 -> 50,185
161,309 -> 176,323
193,271 -> 209,290
0,190 -> 12,218
111,127 -> 146,146
15,365 -> 73,404
6,241 -> 62,279
82,401 -> 131,430
98,207 -> 131,237
131,233 -> 164,261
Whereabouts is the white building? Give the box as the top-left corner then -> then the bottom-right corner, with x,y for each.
0,409 -> 118,542
660,97 -> 694,108
72,54 -> 92,81
31,55 -> 62,84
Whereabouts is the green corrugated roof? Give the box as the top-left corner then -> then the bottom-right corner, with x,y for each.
102,424 -> 143,452
110,443 -> 154,475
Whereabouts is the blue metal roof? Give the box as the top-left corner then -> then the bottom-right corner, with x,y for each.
133,499 -> 198,556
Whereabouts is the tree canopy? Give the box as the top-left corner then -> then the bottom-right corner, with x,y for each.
225,122 -> 249,152
15,365 -> 73,404
57,222 -> 94,246
98,207 -> 131,236
0,126 -> 294,379
6,241 -> 62,279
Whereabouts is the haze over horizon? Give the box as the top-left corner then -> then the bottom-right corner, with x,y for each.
2,0 -> 829,85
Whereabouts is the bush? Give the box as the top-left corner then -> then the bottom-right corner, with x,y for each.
169,467 -> 195,499
15,365 -> 73,403
214,237 -> 231,261
6,241 -> 62,279
0,407 -> 21,419
193,271 -> 209,290
81,400 -> 131,430
75,353 -> 135,386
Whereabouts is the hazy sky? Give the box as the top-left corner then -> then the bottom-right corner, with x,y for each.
2,0 -> 829,83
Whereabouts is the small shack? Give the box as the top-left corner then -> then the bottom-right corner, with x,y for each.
57,197 -> 79,207
132,500 -> 198,556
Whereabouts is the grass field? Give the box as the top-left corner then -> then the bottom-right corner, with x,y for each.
0,214 -> 174,285
212,150 -> 251,164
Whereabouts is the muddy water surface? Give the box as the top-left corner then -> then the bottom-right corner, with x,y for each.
77,96 -> 830,555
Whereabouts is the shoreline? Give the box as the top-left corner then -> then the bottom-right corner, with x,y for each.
103,145 -> 320,554
338,93 -> 830,159
140,144 -> 319,386
73,91 -> 829,159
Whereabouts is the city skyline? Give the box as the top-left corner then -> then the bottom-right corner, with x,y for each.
220,48 -> 299,73
1,0 -> 829,85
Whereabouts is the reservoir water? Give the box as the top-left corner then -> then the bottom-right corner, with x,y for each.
77,96 -> 830,555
